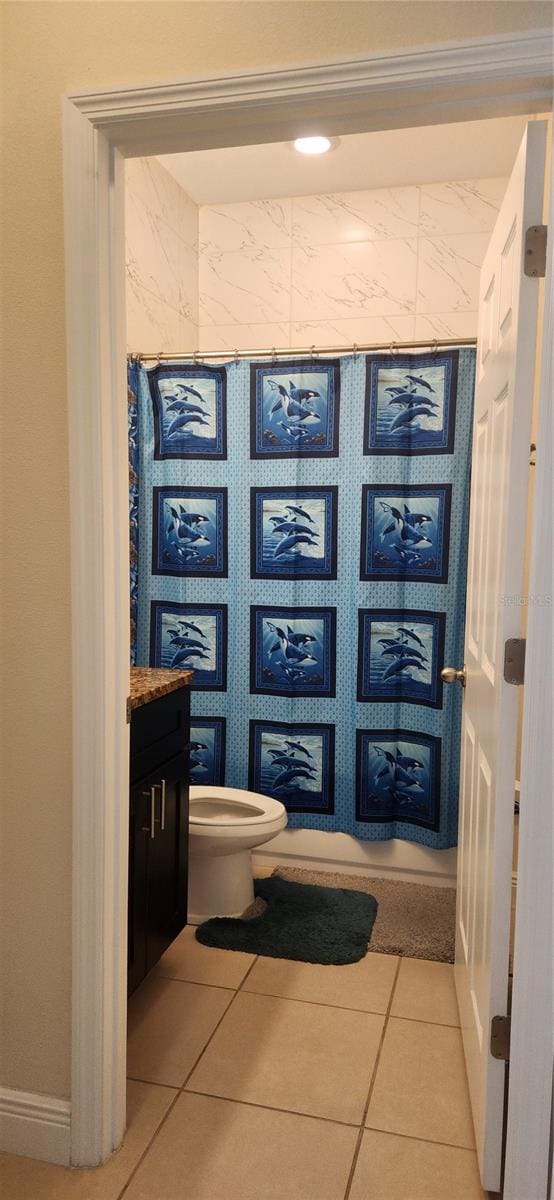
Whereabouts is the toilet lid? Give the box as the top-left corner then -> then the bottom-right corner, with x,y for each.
189,785 -> 285,826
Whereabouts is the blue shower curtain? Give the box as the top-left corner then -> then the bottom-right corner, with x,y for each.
129,349 -> 475,849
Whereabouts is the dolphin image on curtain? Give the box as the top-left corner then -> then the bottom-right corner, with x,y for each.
130,348 -> 475,849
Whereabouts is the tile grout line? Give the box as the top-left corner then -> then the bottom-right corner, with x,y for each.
119,1080 -> 475,1150
382,1010 -> 460,1030
184,1087 -> 362,1130
148,972 -> 243,995
235,983 -> 459,1027
116,955 -> 259,1200
177,953 -> 261,1096
363,1122 -> 476,1153
151,971 -> 254,994
127,993 -> 459,1029
235,986 -> 398,1018
343,955 -> 403,1200
115,1085 -> 182,1200
176,955 -> 260,1100
154,974 -> 402,1018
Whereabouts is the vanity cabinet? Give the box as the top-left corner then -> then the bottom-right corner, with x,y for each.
128,685 -> 190,996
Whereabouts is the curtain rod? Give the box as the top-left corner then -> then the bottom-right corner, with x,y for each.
129,336 -> 477,364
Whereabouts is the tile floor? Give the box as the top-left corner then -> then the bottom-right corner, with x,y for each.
0,925 -> 492,1200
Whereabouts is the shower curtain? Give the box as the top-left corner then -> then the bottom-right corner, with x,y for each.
129,349 -> 475,849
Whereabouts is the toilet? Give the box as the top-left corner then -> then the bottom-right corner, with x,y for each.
187,785 -> 288,924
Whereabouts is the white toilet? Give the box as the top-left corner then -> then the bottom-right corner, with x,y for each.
187,785 -> 288,924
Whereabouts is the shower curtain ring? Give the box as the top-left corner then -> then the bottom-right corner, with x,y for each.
310,344 -> 317,361
389,341 -> 397,356
431,339 -> 439,356
156,351 -> 162,364
234,348 -> 239,362
352,342 -> 358,357
271,346 -> 277,363
192,349 -> 198,365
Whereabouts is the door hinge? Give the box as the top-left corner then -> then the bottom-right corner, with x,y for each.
524,225 -> 547,277
504,637 -> 526,685
491,1014 -> 511,1061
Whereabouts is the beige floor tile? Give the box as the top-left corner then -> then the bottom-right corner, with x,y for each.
391,956 -> 460,1026
125,1090 -> 358,1200
0,1081 -> 175,1200
186,989 -> 384,1124
366,1017 -> 475,1147
153,924 -> 256,989
349,1129 -> 487,1200
244,951 -> 398,1013
127,974 -> 233,1087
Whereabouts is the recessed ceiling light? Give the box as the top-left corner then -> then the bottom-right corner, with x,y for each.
293,136 -> 334,156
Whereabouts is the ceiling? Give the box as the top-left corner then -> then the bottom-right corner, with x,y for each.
157,115 -> 531,205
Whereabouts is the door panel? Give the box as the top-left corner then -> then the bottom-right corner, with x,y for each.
455,121 -> 546,1192
128,753 -> 189,994
146,753 -> 189,971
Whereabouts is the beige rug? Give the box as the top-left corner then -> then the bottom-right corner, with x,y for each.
267,866 -> 456,963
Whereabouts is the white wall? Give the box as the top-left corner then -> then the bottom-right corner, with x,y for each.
125,169 -> 507,357
125,157 -> 198,353
198,178 -> 506,353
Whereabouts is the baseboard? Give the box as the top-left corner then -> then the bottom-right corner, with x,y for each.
0,1086 -> 71,1165
253,835 -> 455,892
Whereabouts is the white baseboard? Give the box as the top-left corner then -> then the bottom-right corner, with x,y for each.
252,829 -> 457,887
0,1086 -> 71,1165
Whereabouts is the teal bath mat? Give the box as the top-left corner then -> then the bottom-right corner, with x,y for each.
195,875 -> 378,965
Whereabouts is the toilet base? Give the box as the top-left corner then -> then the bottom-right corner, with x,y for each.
187,848 -> 255,925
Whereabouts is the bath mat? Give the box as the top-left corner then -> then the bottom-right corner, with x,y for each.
195,875 -> 378,965
272,867 -> 456,963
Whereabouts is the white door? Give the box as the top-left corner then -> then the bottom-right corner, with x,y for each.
454,121 -> 546,1193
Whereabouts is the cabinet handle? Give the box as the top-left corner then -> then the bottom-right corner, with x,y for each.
141,788 -> 156,839
160,778 -> 166,831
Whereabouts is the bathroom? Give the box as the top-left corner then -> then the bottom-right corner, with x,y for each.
2,4 -> 552,1198
121,110 -> 547,1199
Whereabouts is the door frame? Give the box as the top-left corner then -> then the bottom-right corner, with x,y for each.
62,29 -> 553,1188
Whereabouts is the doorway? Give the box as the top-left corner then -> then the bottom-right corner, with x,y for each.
62,40 -> 553,1199
125,123 -> 517,893
123,116 -> 545,1196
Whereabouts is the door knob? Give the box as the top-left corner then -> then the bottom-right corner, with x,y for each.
441,665 -> 467,687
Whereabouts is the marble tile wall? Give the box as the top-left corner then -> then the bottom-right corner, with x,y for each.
197,178 -> 507,353
125,158 -> 199,353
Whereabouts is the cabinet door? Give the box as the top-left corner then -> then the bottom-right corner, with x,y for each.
146,752 -> 189,972
128,782 -> 149,995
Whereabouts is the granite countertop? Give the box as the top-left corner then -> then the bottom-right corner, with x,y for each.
128,666 -> 194,719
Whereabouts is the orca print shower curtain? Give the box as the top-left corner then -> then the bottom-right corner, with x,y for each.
129,349 -> 475,848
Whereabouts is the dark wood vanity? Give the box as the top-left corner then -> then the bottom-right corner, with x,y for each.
127,668 -> 192,995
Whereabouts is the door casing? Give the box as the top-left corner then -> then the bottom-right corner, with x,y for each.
61,30 -> 553,1198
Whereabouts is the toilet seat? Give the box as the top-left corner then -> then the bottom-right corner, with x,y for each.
189,785 -> 284,827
